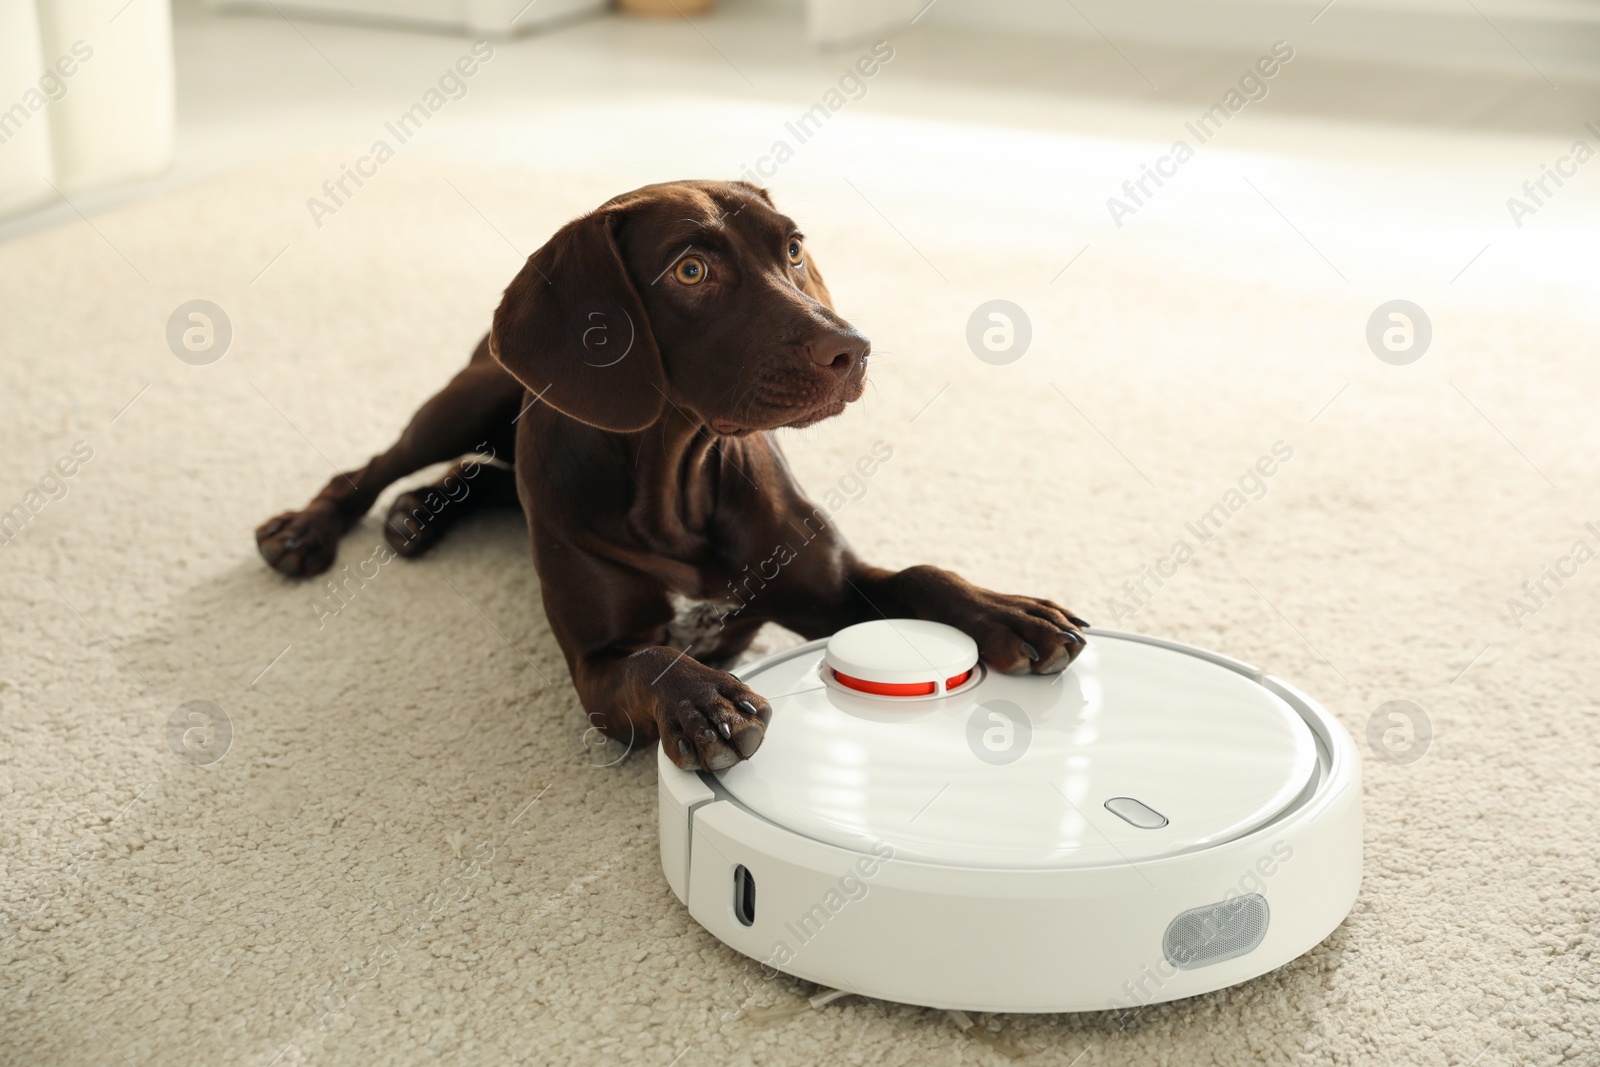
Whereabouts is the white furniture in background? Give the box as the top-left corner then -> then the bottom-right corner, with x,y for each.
805,0 -> 1600,81
204,0 -> 607,36
0,2 -> 55,218
0,0 -> 174,220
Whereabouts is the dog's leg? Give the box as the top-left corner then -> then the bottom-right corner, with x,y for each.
530,531 -> 773,771
256,337 -> 521,577
834,563 -> 1090,676
382,460 -> 521,559
583,645 -> 774,771
767,546 -> 1089,678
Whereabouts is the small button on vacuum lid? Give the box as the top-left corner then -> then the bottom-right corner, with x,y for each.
824,620 -> 980,697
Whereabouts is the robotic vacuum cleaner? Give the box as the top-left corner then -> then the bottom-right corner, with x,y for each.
658,620 -> 1362,1014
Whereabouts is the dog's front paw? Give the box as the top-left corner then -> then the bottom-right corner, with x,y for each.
945,590 -> 1090,677
383,490 -> 446,558
256,505 -> 342,577
656,659 -> 773,772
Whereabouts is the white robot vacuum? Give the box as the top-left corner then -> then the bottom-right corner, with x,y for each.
658,620 -> 1362,1014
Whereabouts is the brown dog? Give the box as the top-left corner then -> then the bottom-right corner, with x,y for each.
256,180 -> 1088,771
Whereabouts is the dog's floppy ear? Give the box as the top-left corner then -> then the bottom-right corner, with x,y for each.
490,209 -> 665,433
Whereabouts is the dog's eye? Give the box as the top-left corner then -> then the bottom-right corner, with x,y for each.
673,256 -> 707,286
787,239 -> 804,266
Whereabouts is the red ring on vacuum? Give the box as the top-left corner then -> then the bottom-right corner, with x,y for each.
832,671 -> 934,696
832,669 -> 974,697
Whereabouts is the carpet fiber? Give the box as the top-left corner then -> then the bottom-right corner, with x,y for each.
1,157 -> 1595,1066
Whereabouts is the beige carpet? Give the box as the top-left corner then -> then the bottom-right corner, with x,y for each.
2,156 -> 1596,1066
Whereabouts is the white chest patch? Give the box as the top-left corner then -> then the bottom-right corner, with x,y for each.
665,592 -> 738,653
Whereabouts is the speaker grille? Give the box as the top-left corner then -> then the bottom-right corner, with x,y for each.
1163,893 -> 1270,970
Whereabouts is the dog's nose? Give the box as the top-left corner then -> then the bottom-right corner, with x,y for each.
806,327 -> 871,376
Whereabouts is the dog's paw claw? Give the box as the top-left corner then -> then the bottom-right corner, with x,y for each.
736,699 -> 771,727
945,592 -> 1090,676
660,666 -> 772,771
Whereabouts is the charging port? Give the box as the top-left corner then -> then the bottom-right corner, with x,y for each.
733,865 -> 756,926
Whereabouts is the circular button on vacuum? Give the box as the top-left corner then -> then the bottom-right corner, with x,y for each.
824,620 -> 979,698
